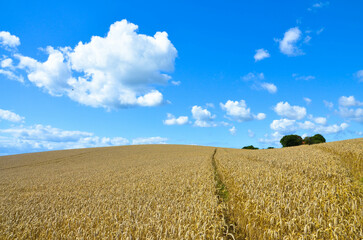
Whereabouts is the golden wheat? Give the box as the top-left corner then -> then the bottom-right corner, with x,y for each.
0,139 -> 362,239
216,138 -> 362,239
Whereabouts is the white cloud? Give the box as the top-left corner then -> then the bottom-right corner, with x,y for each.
276,27 -> 304,56
355,70 -> 363,82
324,100 -> 334,109
258,131 -> 282,147
0,124 -> 130,155
270,119 -> 297,133
16,47 -> 72,96
0,109 -> 24,122
293,74 -> 315,81
191,105 -> 216,127
304,36 -> 312,44
220,100 -> 265,122
242,72 -> 264,81
132,136 -> 167,145
248,129 -> 255,138
309,1 -> 330,10
163,113 -> 189,125
314,117 -> 327,125
314,123 -> 348,134
3,20 -> 177,109
241,72 -> 277,94
260,82 -> 277,93
171,80 -> 181,86
0,69 -> 24,82
136,90 -> 163,107
255,113 -> 266,120
304,97 -> 312,105
229,126 -> 236,135
220,100 -> 252,122
338,96 -> 363,107
270,118 -> 348,135
0,31 -> 20,48
206,103 -> 215,108
338,107 -> 363,123
273,102 -> 307,120
316,28 -> 324,35
1,58 -> 14,68
254,48 -> 270,62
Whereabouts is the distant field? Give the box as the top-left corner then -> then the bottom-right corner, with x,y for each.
0,139 -> 362,239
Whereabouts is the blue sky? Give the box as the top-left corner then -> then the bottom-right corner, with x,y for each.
0,0 -> 362,155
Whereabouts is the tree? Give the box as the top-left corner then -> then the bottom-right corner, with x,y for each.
303,136 -> 312,145
242,145 -> 259,150
311,134 -> 326,144
280,134 -> 303,147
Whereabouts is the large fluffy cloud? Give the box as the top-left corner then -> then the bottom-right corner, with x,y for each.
276,27 -> 304,56
0,31 -> 20,48
220,100 -> 266,122
191,106 -> 216,127
273,101 -> 307,120
1,20 -> 178,109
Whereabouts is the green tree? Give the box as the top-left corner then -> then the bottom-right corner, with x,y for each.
242,145 -> 259,150
304,136 -> 312,145
311,134 -> 326,144
280,135 -> 303,147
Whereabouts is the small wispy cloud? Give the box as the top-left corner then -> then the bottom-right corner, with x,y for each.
254,48 -> 270,62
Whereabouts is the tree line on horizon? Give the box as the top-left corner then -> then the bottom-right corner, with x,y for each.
242,134 -> 326,149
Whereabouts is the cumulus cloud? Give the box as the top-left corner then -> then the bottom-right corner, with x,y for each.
0,109 -> 24,122
355,70 -> 363,82
338,107 -> 363,123
270,119 -> 297,133
220,100 -> 265,122
260,82 -> 277,93
270,118 -> 348,135
338,96 -> 363,107
256,113 -> 266,120
273,102 -> 307,120
337,96 -> 363,122
276,27 -> 304,56
132,137 -> 168,145
0,31 -> 20,48
1,20 -> 177,109
314,117 -> 327,125
314,123 -> 348,134
191,105 -> 216,127
229,126 -> 236,135
163,113 -> 189,125
254,48 -> 270,62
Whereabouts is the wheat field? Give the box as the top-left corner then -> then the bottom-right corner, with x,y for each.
0,139 -> 362,239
